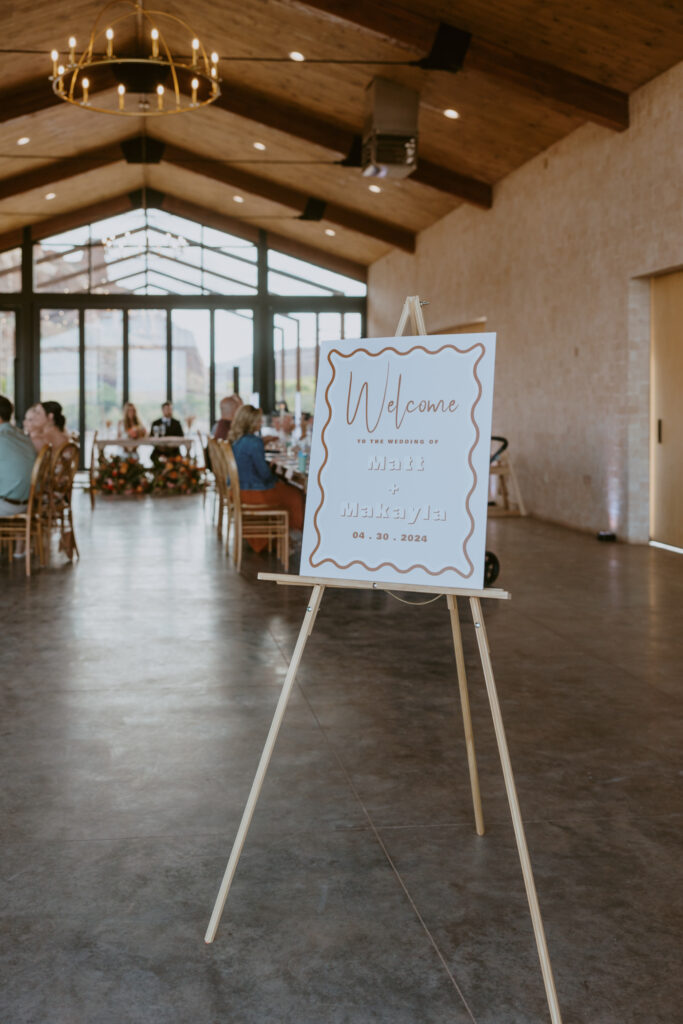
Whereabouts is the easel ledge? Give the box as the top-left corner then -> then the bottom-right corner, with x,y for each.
258,572 -> 510,601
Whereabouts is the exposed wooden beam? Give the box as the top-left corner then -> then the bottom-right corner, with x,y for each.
0,78 -> 62,124
0,143 -> 123,202
284,0 -> 434,52
0,227 -> 23,252
0,131 -> 412,252
30,194 -> 137,241
162,142 -> 415,252
465,39 -> 629,131
0,76 -> 492,206
285,0 -> 629,130
213,88 -> 351,157
413,161 -> 491,208
215,87 -> 491,206
161,194 -> 367,281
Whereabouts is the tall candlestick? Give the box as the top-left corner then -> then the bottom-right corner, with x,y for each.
117,84 -> 125,110
151,28 -> 159,58
68,36 -> 76,65
82,77 -> 89,103
51,50 -> 59,77
105,28 -> 113,58
156,84 -> 164,110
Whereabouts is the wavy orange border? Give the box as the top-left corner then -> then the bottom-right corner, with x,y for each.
308,342 -> 486,579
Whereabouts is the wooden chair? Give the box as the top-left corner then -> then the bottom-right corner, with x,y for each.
48,440 -> 80,561
89,430 -> 98,509
0,445 -> 52,576
207,437 -> 231,538
215,439 -> 289,573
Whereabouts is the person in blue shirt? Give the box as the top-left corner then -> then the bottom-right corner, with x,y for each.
229,405 -> 304,547
0,394 -> 36,516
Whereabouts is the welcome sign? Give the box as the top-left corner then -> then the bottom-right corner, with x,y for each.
300,333 -> 497,590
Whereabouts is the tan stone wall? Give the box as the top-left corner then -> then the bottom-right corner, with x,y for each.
368,62 -> 683,541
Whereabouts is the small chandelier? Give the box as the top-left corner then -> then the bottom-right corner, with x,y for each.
49,1 -> 221,116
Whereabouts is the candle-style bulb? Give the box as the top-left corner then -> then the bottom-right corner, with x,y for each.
51,49 -> 59,77
82,76 -> 89,103
151,27 -> 159,58
191,77 -> 198,104
105,27 -> 114,57
68,36 -> 76,64
117,83 -> 125,110
156,83 -> 164,110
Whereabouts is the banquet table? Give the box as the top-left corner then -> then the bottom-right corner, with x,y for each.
90,435 -> 197,506
268,452 -> 308,491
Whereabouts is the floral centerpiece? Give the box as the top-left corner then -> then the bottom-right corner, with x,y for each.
92,452 -> 205,497
93,454 -> 151,495
149,454 -> 205,495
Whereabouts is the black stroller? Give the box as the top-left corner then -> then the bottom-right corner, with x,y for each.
483,436 -> 507,587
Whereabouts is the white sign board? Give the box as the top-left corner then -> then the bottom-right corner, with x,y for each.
300,333 -> 496,590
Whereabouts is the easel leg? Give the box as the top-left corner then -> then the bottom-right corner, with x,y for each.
446,594 -> 485,836
205,584 -> 326,943
469,597 -> 563,1024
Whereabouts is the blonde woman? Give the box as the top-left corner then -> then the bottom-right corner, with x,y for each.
117,402 -> 147,439
229,405 -> 304,547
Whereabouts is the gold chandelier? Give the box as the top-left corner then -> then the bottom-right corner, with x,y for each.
49,1 -> 221,116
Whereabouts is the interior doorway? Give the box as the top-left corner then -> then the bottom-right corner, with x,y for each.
650,270 -> 683,548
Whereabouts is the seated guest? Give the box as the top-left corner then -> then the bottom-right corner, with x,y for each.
117,402 -> 146,439
229,404 -> 305,547
213,394 -> 243,440
0,394 -> 36,516
150,401 -> 183,440
23,401 -> 70,454
149,400 -> 184,463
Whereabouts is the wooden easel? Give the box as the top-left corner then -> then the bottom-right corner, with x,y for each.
205,298 -> 563,1024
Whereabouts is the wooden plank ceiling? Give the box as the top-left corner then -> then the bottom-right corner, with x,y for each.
0,0 -> 681,276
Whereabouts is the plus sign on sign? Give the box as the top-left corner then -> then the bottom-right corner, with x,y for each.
300,332 -> 496,590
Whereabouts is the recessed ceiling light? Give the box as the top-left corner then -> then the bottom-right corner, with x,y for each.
233,195 -> 244,203
253,141 -> 266,151
45,192 -> 56,200
368,184 -> 382,193
289,51 -> 305,62
17,136 -> 30,146
443,108 -> 460,119
324,228 -> 336,236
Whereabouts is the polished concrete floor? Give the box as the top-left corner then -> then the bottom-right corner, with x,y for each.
1,495 -> 681,1024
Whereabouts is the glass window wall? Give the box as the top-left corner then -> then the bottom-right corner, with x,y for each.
171,309 -> 210,436
0,310 -> 16,405
215,310 -> 254,417
128,309 -> 168,428
84,309 -> 124,465
0,248 -> 22,294
273,311 -> 364,415
40,309 -> 79,436
32,209 -> 260,297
